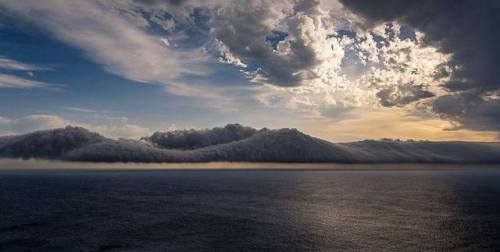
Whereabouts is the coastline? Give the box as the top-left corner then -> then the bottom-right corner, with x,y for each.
1,158 -> 499,171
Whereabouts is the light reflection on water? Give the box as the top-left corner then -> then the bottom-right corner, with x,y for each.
1,166 -> 500,251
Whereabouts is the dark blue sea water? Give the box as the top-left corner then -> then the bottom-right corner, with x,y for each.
1,167 -> 500,251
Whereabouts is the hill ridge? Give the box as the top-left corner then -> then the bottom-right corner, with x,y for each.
1,125 -> 499,163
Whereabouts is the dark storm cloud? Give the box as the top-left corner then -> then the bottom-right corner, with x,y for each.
377,84 -> 435,107
210,0 -> 331,87
433,94 -> 500,131
340,0 -> 500,131
132,0 -> 189,7
210,0 -> 300,86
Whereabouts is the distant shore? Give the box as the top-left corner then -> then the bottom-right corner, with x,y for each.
1,159 -> 499,171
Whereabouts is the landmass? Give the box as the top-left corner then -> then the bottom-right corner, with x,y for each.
1,124 -> 499,163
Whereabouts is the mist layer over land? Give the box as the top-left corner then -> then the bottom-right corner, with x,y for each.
0,124 -> 499,163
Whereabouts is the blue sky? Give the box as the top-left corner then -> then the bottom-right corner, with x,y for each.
0,0 -> 497,142
0,9 -> 272,135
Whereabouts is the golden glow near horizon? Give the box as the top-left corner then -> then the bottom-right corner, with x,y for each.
298,108 -> 498,143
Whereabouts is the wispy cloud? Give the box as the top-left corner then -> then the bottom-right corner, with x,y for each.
0,73 -> 59,90
0,56 -> 58,89
0,0 -> 210,91
0,56 -> 53,71
64,107 -> 116,115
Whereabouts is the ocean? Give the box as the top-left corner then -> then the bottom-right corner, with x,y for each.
1,166 -> 500,251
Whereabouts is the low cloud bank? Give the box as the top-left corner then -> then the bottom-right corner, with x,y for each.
0,125 -> 499,163
143,124 -> 258,149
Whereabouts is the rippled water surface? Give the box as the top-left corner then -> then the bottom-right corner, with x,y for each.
1,166 -> 500,251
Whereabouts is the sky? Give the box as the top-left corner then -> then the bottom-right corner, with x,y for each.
0,0 -> 498,142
